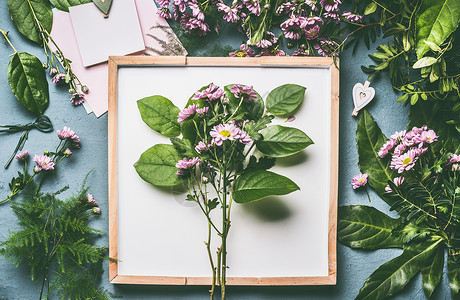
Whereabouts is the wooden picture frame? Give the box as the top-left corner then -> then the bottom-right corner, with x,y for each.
108,56 -> 339,285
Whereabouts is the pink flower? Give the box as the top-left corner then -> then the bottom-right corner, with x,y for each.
51,73 -> 66,84
314,38 -> 339,56
302,16 -> 324,28
176,157 -> 201,175
393,143 -> 406,157
157,0 -> 170,7
177,104 -> 198,123
33,154 -> 55,171
217,3 -> 240,23
57,126 -> 76,140
87,194 -> 98,206
342,11 -> 363,23
158,7 -> 173,19
323,12 -> 340,23
391,149 -> 418,173
391,130 -> 406,141
305,25 -> 320,40
15,150 -> 29,160
210,123 -> 241,146
230,84 -> 258,102
196,107 -> 209,115
229,44 -> 255,57
276,2 -> 296,14
452,164 -> 459,172
70,93 -> 85,106
238,130 -> 253,146
351,173 -> 368,189
421,130 -> 438,144
193,83 -> 224,101
180,13 -> 210,35
411,147 -> 428,156
34,165 -> 42,173
253,31 -> 278,48
385,176 -> 405,193
320,0 -> 341,12
92,207 -> 101,215
49,68 -> 58,76
64,148 -> 72,157
280,16 -> 306,40
259,48 -> 287,56
449,154 -> 460,164
305,0 -> 319,11
377,139 -> 397,158
242,0 -> 261,15
195,141 -> 208,153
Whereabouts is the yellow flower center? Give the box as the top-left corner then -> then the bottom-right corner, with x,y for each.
236,51 -> 246,57
402,157 -> 412,165
358,179 -> 365,183
220,130 -> 231,137
427,137 -> 431,140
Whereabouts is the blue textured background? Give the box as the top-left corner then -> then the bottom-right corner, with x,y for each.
0,1 -> 453,299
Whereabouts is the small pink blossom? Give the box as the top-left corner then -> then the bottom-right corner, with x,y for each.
305,0 -> 319,11
391,149 -> 418,173
229,44 -> 255,57
305,25 -> 320,40
193,83 -> 224,101
230,84 -> 258,102
195,141 -> 208,153
158,7 -> 173,19
64,148 -> 72,157
421,130 -> 438,144
323,12 -> 340,23
15,150 -> 29,160
87,194 -> 98,206
377,139 -> 397,158
217,3 -> 240,23
449,154 -> 460,164
57,126 -> 76,140
70,93 -> 85,106
385,176 -> 405,193
351,173 -> 368,189
280,16 -> 306,40
342,11 -> 363,23
176,157 -> 201,175
238,130 -> 253,146
210,123 -> 241,146
320,0 -> 341,12
286,116 -> 296,122
393,143 -> 406,157
51,73 -> 66,84
391,130 -> 406,141
242,0 -> 261,15
92,207 -> 101,215
34,165 -> 42,173
259,48 -> 286,56
411,147 -> 428,156
33,154 -> 55,171
178,104 -> 198,123
196,107 -> 209,115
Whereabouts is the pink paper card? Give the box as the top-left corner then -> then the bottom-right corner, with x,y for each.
69,0 -> 145,67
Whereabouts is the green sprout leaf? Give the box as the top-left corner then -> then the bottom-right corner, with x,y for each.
338,205 -> 403,250
233,170 -> 299,203
413,57 -> 437,69
257,125 -> 313,157
137,96 -> 181,137
49,0 -> 92,12
134,144 -> 184,186
415,0 -> 460,59
364,2 -> 377,15
7,0 -> 53,44
7,52 -> 49,115
266,84 -> 306,116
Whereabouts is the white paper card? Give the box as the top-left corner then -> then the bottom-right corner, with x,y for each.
69,0 -> 145,67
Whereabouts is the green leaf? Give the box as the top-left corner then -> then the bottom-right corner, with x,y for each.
356,237 -> 443,300
415,0 -> 460,59
413,57 -> 437,69
257,125 -> 313,157
137,96 -> 181,137
421,244 -> 444,298
410,94 -> 419,105
233,170 -> 299,203
134,144 -> 184,186
49,0 -> 92,11
7,52 -> 49,115
170,137 -> 195,157
397,94 -> 409,102
7,0 -> 53,44
338,205 -> 403,250
356,110 -> 397,198
448,255 -> 460,296
246,156 -> 276,171
364,2 -> 377,15
224,84 -> 264,121
424,40 -> 442,52
266,84 -> 306,116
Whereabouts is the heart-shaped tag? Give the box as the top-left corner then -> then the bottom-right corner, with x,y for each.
92,0 -> 113,16
352,81 -> 375,116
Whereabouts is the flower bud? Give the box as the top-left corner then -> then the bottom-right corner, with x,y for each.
82,86 -> 89,94
264,4 -> 270,9
87,194 -> 98,206
64,148 -> 72,157
453,164 -> 459,172
68,88 -> 75,94
34,165 -> 42,173
221,97 -> 230,104
49,68 -> 58,76
202,176 -> 209,183
42,63 -> 49,69
43,150 -> 50,156
92,207 -> 101,215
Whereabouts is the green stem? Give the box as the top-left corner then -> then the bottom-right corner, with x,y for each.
0,28 -> 18,55
372,0 -> 395,15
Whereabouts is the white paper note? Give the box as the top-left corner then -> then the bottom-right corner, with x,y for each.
69,0 -> 145,67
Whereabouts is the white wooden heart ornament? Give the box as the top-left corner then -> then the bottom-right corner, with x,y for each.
352,81 -> 375,116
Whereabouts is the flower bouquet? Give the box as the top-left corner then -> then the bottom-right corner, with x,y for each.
134,82 -> 314,299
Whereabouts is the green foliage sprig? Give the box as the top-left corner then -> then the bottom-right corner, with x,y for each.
134,83 -> 313,299
1,175 -> 108,300
339,109 -> 460,299
353,0 -> 460,128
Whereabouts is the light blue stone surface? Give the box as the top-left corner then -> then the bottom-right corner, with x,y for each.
0,1 -> 452,299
